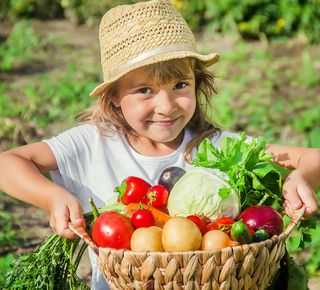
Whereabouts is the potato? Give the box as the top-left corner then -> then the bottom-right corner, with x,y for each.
130,226 -> 164,252
162,216 -> 202,252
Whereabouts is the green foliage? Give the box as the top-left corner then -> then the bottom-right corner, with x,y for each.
60,0 -> 140,25
0,0 -> 63,20
0,5 -> 320,286
192,133 -> 291,210
0,193 -> 22,248
210,39 -> 320,149
2,234 -> 89,289
178,0 -> 320,43
0,21 -> 98,148
0,254 -> 15,286
0,0 -> 139,25
1,0 -> 320,42
0,20 -> 46,71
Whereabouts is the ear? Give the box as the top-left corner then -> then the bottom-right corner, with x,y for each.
107,86 -> 120,107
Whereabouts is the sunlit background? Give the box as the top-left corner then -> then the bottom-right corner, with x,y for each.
1,0 -> 320,289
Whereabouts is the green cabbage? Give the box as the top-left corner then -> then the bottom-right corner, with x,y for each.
167,167 -> 240,221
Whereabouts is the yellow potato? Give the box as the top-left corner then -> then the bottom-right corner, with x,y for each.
130,226 -> 164,252
162,216 -> 202,252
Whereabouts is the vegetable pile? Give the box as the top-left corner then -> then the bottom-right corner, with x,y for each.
87,132 -> 295,253
2,132 -> 315,289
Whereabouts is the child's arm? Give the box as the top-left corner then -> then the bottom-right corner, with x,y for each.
0,142 -> 85,239
266,144 -> 320,219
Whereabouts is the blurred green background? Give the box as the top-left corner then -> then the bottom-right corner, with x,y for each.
1,0 -> 320,289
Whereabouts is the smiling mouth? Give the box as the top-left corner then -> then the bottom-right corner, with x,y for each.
152,118 -> 179,127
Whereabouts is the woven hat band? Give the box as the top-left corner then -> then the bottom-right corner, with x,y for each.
104,43 -> 198,81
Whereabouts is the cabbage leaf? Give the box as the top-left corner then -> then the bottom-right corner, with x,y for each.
167,167 -> 239,220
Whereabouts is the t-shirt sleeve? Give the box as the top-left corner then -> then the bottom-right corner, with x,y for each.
43,125 -> 96,196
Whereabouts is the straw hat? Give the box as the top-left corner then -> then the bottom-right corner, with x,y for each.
90,0 -> 220,97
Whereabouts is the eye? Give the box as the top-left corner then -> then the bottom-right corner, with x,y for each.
137,87 -> 152,94
174,82 -> 187,90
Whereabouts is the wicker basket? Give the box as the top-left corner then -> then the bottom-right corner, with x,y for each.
69,206 -> 305,290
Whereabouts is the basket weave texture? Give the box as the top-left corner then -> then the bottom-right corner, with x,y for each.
69,206 -> 304,290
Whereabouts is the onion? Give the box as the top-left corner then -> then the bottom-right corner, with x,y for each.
201,230 -> 239,250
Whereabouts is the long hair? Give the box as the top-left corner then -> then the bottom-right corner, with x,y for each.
76,57 -> 220,162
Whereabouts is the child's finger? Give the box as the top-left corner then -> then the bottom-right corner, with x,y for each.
51,205 -> 79,239
284,185 -> 318,219
55,216 -> 80,239
283,199 -> 294,218
282,185 -> 302,210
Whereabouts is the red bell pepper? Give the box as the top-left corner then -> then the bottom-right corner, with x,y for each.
114,176 -> 151,205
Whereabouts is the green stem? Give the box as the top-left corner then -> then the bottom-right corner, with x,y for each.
258,192 -> 270,205
89,197 -> 100,222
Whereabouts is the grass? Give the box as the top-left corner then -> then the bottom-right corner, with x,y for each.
0,19 -> 320,286
209,37 -> 320,148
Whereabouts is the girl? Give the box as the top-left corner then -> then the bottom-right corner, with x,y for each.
0,0 -> 319,289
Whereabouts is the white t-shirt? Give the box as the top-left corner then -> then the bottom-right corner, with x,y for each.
44,124 -> 242,290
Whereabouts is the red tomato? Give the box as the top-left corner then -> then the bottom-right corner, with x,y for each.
92,211 -> 135,249
131,209 -> 156,228
197,214 -> 211,225
214,217 -> 236,237
145,185 -> 169,207
186,215 -> 207,236
206,222 -> 220,233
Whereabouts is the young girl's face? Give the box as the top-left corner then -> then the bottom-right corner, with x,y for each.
117,65 -> 196,153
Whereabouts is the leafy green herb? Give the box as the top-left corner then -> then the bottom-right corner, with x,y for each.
2,198 -> 126,289
192,132 -> 292,211
2,233 -> 89,290
298,217 -> 318,249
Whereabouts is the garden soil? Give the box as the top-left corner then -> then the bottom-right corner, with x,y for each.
0,19 -> 319,289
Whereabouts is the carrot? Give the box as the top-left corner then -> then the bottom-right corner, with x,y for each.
124,203 -> 172,229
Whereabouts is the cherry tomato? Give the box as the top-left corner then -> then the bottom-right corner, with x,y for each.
214,217 -> 236,238
92,211 -> 135,249
206,222 -> 220,233
186,215 -> 207,236
131,209 -> 156,228
145,185 -> 169,207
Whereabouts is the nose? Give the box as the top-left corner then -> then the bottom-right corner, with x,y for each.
154,90 -> 176,115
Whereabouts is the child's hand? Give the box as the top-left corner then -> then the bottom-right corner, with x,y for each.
49,193 -> 86,239
282,170 -> 319,220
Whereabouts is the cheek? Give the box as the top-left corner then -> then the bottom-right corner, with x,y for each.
120,100 -> 149,125
181,95 -> 196,115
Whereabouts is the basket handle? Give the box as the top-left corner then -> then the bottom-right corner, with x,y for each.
282,204 -> 305,237
68,222 -> 99,255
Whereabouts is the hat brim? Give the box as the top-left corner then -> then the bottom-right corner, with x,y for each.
90,51 -> 220,97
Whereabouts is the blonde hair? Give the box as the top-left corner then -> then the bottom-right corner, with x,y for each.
76,57 -> 220,162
